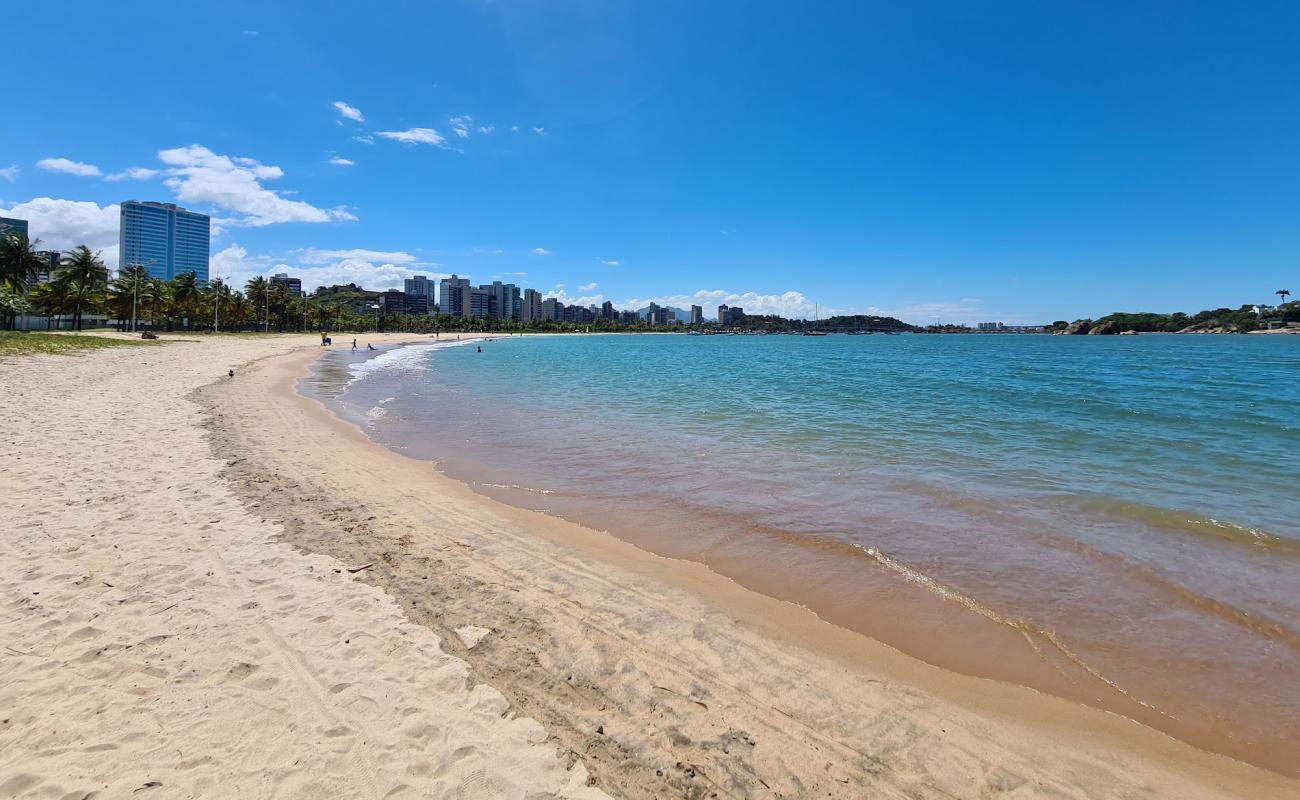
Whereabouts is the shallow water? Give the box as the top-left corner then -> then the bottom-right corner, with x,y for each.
305,332 -> 1300,774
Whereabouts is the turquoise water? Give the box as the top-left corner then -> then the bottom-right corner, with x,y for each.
310,332 -> 1300,772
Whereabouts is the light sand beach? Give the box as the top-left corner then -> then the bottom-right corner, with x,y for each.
2,333 -> 1297,799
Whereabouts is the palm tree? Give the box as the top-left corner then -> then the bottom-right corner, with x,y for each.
171,272 -> 199,329
57,245 -> 109,331
245,276 -> 269,331
29,278 -> 73,330
108,266 -> 149,330
1278,289 -> 1291,306
141,277 -> 170,329
0,233 -> 49,329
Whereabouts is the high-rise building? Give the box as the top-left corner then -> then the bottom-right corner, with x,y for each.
405,275 -> 434,300
481,281 -> 519,320
439,274 -> 471,317
467,286 -> 491,319
717,304 -> 744,325
521,288 -> 543,323
651,306 -> 674,326
0,216 -> 29,239
601,301 -> 615,321
404,275 -> 434,314
119,201 -> 211,283
690,305 -> 703,324
646,302 -> 661,325
619,310 -> 639,325
541,298 -> 564,321
271,273 -> 302,296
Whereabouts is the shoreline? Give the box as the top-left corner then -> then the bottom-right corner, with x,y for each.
307,334 -> 1300,777
201,336 -> 1297,797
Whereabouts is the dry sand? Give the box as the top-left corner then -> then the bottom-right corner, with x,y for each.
0,333 -> 604,800
3,333 -> 1297,799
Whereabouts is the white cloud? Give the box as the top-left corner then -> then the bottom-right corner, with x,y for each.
0,165 -> 17,181
294,247 -> 418,264
477,125 -> 495,134
329,156 -> 355,166
530,247 -> 551,256
157,144 -> 354,226
352,134 -> 375,145
600,259 -> 620,266
450,116 -> 473,138
579,282 -> 598,292
242,30 -> 260,37
105,167 -> 160,182
332,101 -> 364,123
377,128 -> 448,147
511,126 -> 520,132
0,197 -> 120,269
532,127 -> 547,135
614,289 -> 825,319
211,245 -> 449,293
37,157 -> 101,177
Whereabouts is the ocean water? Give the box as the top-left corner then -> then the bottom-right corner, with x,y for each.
306,333 -> 1300,774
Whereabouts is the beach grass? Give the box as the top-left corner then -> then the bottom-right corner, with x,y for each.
0,331 -> 158,357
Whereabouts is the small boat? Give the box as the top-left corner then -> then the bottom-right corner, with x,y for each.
804,304 -> 828,335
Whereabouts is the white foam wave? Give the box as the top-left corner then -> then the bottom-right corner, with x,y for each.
346,339 -> 480,386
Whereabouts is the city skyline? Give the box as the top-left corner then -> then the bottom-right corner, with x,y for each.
3,3 -> 1299,325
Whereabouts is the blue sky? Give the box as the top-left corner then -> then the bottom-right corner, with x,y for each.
3,1 -> 1298,323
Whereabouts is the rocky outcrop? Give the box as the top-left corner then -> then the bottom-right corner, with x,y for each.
1061,319 -> 1091,335
1177,319 -> 1240,334
1088,320 -> 1123,335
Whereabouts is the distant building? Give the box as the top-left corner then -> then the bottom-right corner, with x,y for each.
977,322 -> 1005,332
119,201 -> 210,283
481,281 -> 519,320
271,273 -> 302,296
405,294 -> 430,315
439,274 -> 471,317
646,302 -> 661,325
717,304 -> 744,325
0,216 -> 29,239
619,309 -> 639,325
690,305 -> 703,324
32,250 -> 59,285
467,286 -> 491,319
521,288 -> 543,323
405,275 -> 434,300
651,306 -> 675,326
379,290 -> 407,315
541,298 -> 564,321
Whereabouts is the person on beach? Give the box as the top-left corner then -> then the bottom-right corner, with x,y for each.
352,338 -> 357,351
368,343 -> 376,351
320,332 -> 327,346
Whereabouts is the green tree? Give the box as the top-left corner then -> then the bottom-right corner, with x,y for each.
56,245 -> 109,331
0,234 -> 48,328
245,276 -> 270,331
